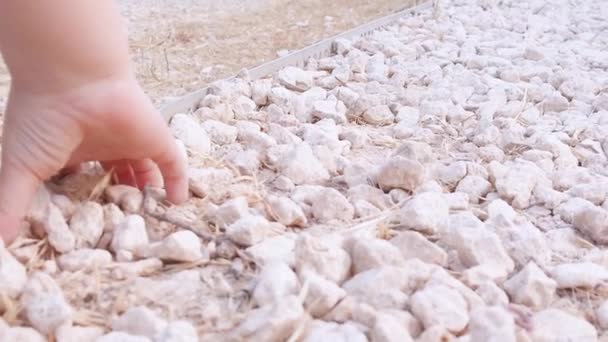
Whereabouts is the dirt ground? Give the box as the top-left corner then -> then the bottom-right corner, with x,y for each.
0,0 -> 415,113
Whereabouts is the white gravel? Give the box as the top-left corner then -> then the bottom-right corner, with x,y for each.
6,0 -> 608,340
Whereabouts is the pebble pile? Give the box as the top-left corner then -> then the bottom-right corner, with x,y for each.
2,0 -> 608,340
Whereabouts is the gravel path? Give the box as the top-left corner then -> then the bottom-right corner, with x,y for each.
2,0 -> 608,341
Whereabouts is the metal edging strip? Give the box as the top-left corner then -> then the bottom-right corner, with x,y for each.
159,0 -> 432,122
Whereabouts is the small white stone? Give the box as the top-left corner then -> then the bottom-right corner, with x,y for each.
542,93 -> 569,113
469,306 -> 516,342
311,188 -> 354,222
573,206 -> 608,245
21,272 -> 72,335
475,281 -> 509,307
111,215 -> 149,254
303,321 -> 368,342
311,99 -> 347,124
266,195 -> 307,227
226,215 -> 283,247
278,66 -> 313,92
432,161 -> 468,186
340,129 -> 369,149
57,248 -> 113,272
279,143 -> 330,185
213,197 -> 249,227
96,332 -> 152,342
112,306 -> 167,338
202,120 -> 238,145
170,114 -> 211,155
253,261 -> 299,306
104,203 -> 125,233
347,237 -> 405,274
444,213 -> 514,280
524,46 -> 544,61
456,175 -> 492,204
2,327 -> 46,342
105,185 -> 143,213
154,320 -> 198,342
549,262 -> 608,289
51,194 -> 76,220
410,285 -> 469,333
56,325 -> 104,342
148,230 -> 203,263
295,234 -> 351,284
395,107 -> 420,127
445,192 -> 470,211
596,300 -> 608,329
377,157 -> 426,192
246,234 -> 297,268
530,309 -> 597,342
301,271 -> 346,318
400,192 -> 449,234
188,167 -> 233,198
0,240 -> 28,298
251,79 -> 272,105
363,105 -> 394,126
390,231 -> 447,266
44,204 -> 76,253
69,201 -> 105,248
342,266 -> 416,309
370,312 -> 414,342
233,295 -> 304,341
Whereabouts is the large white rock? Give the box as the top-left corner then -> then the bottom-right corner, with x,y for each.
530,309 -> 597,342
370,312 -> 414,342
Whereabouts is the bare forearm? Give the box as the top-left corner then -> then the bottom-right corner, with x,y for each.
0,1 -> 131,93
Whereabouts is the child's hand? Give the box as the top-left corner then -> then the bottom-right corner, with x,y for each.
0,75 -> 188,242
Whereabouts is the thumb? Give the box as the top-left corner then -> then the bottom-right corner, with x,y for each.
0,158 -> 41,243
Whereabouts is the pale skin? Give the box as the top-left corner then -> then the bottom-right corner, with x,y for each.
0,1 -> 189,242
